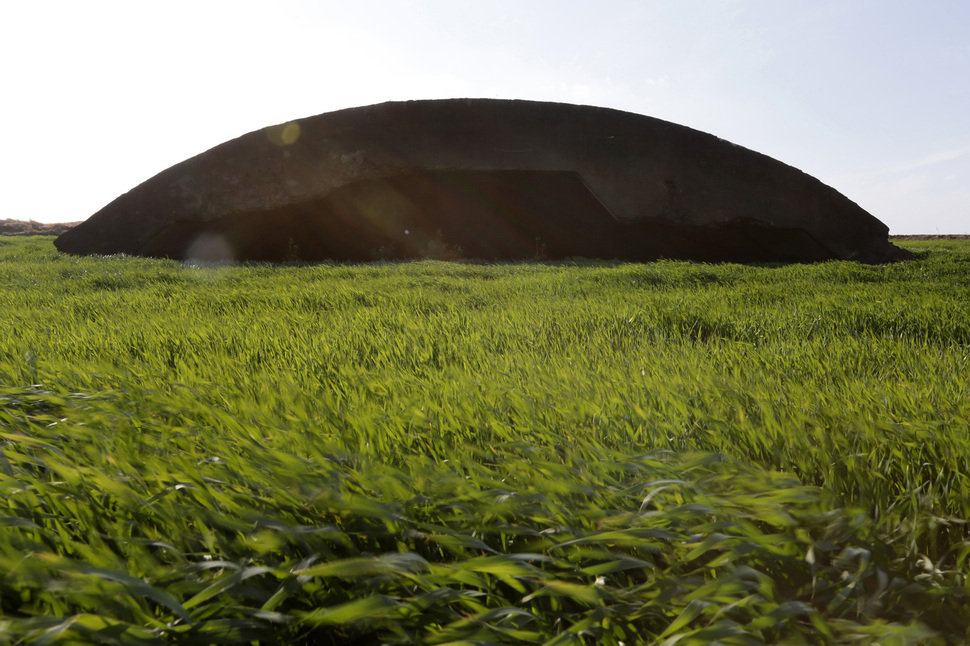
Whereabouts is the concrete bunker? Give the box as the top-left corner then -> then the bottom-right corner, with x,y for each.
54,99 -> 911,264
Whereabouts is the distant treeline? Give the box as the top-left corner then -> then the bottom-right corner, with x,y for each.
891,234 -> 969,240
0,219 -> 80,236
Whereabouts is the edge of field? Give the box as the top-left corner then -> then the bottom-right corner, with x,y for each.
1,218 -> 966,240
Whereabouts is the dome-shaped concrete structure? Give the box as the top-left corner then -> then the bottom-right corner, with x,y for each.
55,99 -> 909,263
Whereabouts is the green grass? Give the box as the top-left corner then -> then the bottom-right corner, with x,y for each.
1,236 -> 968,644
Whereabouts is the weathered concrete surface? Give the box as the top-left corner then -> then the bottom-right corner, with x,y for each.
55,99 -> 911,263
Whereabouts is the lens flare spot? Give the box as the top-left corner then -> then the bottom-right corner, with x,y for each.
185,233 -> 235,262
266,121 -> 301,146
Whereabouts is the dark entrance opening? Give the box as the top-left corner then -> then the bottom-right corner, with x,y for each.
139,169 -> 836,263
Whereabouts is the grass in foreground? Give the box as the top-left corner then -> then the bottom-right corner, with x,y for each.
1,236 -> 969,644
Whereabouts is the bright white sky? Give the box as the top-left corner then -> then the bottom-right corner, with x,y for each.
2,0 -> 967,233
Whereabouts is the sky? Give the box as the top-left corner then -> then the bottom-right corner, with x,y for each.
2,0 -> 967,234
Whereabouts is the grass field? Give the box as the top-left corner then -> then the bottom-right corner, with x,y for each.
1,236 -> 968,644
